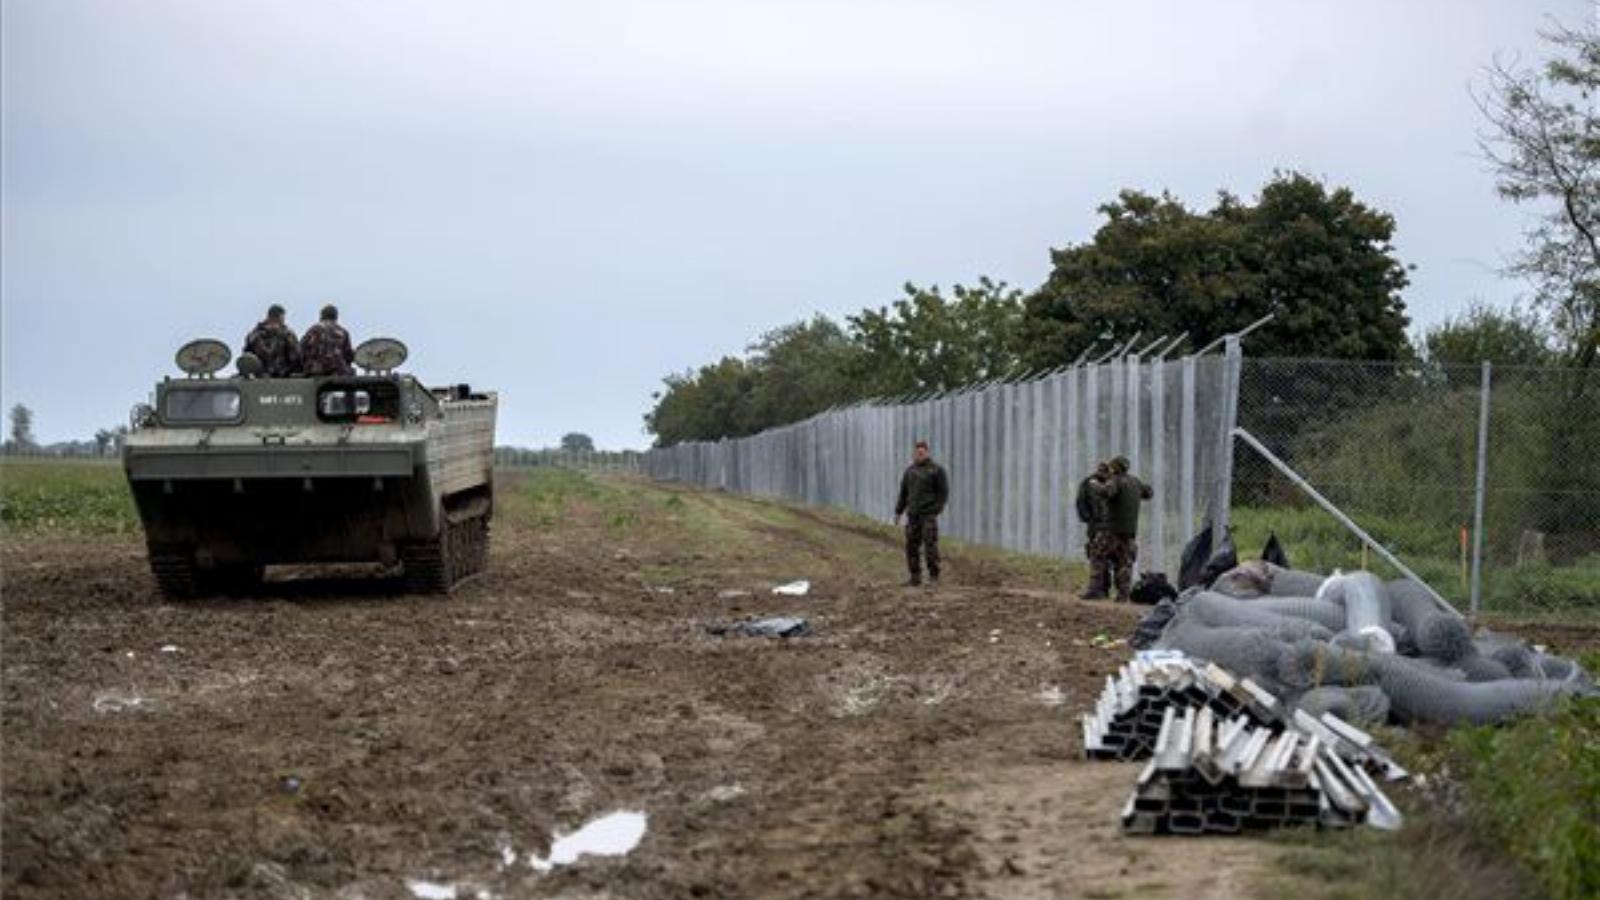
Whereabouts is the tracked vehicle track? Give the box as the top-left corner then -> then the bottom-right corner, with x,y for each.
401,510 -> 490,594
148,550 -> 199,599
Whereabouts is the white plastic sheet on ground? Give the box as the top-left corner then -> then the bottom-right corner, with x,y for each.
771,580 -> 810,596
528,811 -> 648,872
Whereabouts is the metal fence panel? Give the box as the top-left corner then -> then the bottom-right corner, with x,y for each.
641,353 -> 1238,578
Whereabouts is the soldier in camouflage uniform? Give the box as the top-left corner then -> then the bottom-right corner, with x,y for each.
243,304 -> 302,378
299,304 -> 356,376
1100,456 -> 1153,601
894,440 -> 949,587
1075,460 -> 1112,599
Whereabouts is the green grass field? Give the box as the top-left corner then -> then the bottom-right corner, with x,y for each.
0,459 -> 137,534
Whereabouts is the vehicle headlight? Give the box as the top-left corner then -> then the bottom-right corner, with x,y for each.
129,403 -> 157,430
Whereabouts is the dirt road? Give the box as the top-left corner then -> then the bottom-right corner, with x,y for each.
3,471 -> 1274,899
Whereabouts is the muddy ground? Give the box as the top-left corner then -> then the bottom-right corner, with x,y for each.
7,471 -> 1579,900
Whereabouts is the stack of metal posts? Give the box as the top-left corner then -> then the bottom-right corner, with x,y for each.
1119,704 -> 1403,834
1083,653 -> 1406,834
1081,656 -> 1285,761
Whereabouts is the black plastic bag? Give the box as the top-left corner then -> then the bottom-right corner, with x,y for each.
1130,572 -> 1178,606
1262,531 -> 1289,568
1197,528 -> 1238,589
1178,523 -> 1213,590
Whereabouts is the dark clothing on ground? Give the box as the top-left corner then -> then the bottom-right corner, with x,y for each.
905,514 -> 941,582
895,460 -> 949,518
300,320 -> 355,376
244,320 -> 301,377
1107,473 -> 1153,537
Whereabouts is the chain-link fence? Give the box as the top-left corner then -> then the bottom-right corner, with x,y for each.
642,345 -> 1240,577
1234,358 -> 1599,624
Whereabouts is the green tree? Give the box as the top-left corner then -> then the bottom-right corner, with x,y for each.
559,432 -> 595,453
742,316 -> 863,429
847,277 -> 1025,396
1422,303 -> 1555,368
644,356 -> 756,445
8,404 -> 35,450
1020,173 -> 1412,367
1479,22 -> 1600,370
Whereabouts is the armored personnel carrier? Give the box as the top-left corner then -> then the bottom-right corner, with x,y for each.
123,337 -> 496,598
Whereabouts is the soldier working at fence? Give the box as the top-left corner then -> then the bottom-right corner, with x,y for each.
243,303 -> 302,378
300,304 -> 356,377
1075,460 -> 1113,599
1095,456 -> 1153,601
894,440 -> 949,587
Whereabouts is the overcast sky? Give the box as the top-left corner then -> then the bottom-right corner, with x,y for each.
3,1 -> 1591,449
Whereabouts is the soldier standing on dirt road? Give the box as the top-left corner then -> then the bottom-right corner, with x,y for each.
243,303 -> 302,377
1075,460 -> 1113,599
1097,455 -> 1153,601
894,440 -> 949,588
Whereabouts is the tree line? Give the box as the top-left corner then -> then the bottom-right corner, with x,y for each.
645,23 -> 1598,448
1,404 -> 127,458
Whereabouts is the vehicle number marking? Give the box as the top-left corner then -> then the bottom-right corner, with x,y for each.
258,395 -> 304,406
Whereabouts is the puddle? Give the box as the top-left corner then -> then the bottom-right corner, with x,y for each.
528,811 -> 648,872
406,879 -> 457,900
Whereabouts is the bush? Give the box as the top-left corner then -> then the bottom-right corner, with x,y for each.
1446,699 -> 1600,899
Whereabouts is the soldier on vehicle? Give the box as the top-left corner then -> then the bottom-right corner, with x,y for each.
1096,455 -> 1153,602
243,303 -> 302,378
893,440 -> 949,588
300,304 -> 356,376
1075,460 -> 1113,599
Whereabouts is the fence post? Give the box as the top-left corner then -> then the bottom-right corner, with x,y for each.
1000,383 -> 1015,549
1213,336 -> 1243,537
1470,361 -> 1492,619
1048,372 -> 1064,557
1150,357 -> 1167,575
1085,363 -> 1101,484
1064,367 -> 1081,559
1180,354 -> 1196,548
1028,378 -> 1045,552
1109,358 -> 1126,460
